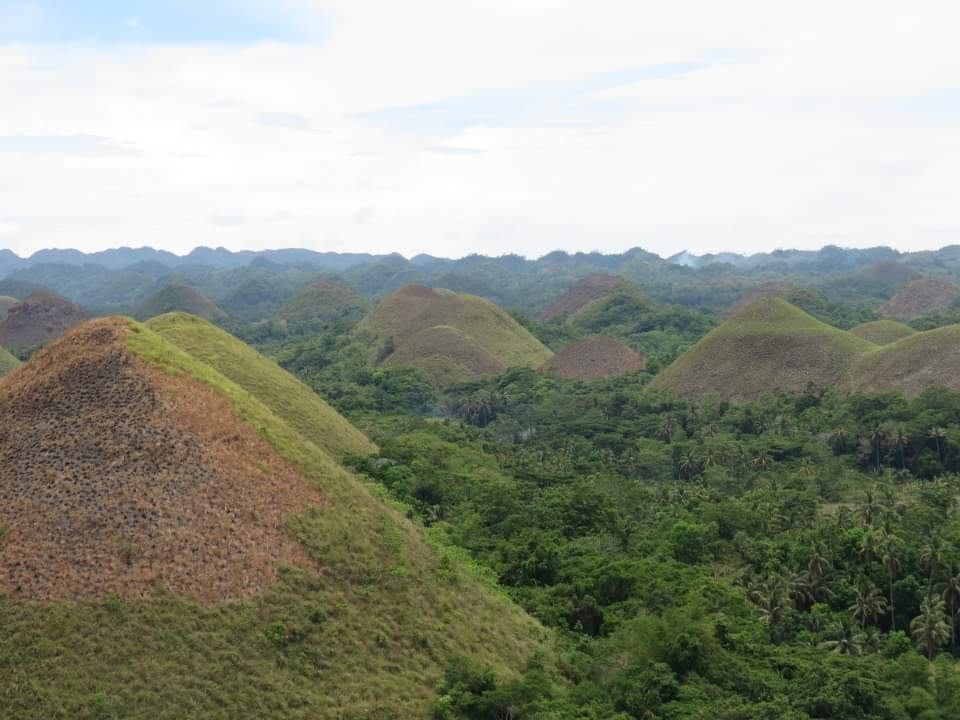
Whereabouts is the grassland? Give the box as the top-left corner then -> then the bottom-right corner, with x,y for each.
0,345 -> 19,377
652,298 -> 876,401
655,297 -> 960,400
275,280 -> 369,327
136,285 -> 226,322
849,319 -> 916,345
0,318 -> 549,718
146,313 -> 376,459
359,285 -> 552,384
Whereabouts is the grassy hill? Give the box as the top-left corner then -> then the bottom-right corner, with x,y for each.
652,298 -> 875,401
846,325 -> 960,396
849,319 -> 916,345
146,313 -> 376,459
540,336 -> 646,381
537,274 -> 625,322
0,317 -> 549,718
358,285 -> 552,384
878,278 -> 960,320
135,284 -> 226,322
0,345 -> 19,377
275,280 -> 369,329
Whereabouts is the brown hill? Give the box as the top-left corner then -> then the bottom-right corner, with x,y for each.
878,278 -> 960,320
540,336 -> 646,380
0,318 -> 321,602
0,296 -> 17,321
0,291 -> 85,348
537,274 -> 625,322
359,284 -> 552,384
728,281 -> 795,314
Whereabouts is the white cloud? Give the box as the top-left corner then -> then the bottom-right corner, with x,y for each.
0,0 -> 959,257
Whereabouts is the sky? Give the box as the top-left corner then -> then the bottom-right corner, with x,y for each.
1,1 -> 959,259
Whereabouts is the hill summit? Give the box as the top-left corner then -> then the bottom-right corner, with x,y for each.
275,279 -> 369,328
135,284 -> 226,322
878,278 -> 960,320
0,291 -> 85,348
540,336 -> 646,380
537,274 -> 625,322
359,284 -> 552,384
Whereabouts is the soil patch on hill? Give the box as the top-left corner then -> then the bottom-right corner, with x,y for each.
0,318 -> 323,603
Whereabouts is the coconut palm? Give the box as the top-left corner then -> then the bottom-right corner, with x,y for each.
819,620 -> 863,656
850,584 -> 887,629
808,544 -> 832,582
859,529 -> 881,567
928,426 -> 947,463
911,598 -> 951,660
881,537 -> 901,630
867,424 -> 887,472
890,425 -> 910,470
941,565 -> 960,649
828,427 -> 850,454
920,535 -> 945,602
859,491 -> 881,527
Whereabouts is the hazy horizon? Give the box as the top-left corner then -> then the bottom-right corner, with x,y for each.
2,1 -> 959,258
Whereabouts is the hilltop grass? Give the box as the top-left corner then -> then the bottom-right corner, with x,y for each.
359,286 -> 552,384
0,345 -> 19,377
0,318 -> 549,719
146,312 -> 376,459
849,319 -> 916,345
135,285 -> 226,322
652,298 -> 876,401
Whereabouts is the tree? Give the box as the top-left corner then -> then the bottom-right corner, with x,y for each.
867,425 -> 887,472
850,584 -> 887,629
920,535 -> 945,602
942,565 -> 960,649
928,426 -> 947,464
819,619 -> 863,656
881,537 -> 901,630
911,598 -> 951,660
808,544 -> 832,582
890,425 -> 910,470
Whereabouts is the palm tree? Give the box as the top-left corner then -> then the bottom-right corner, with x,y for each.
920,535 -> 945,602
928,426 -> 947,464
859,529 -> 881,567
850,584 -> 887,629
890,426 -> 910,470
941,565 -> 960,649
819,620 -> 863,656
656,417 -> 675,443
808,544 -> 832,582
859,491 -> 881,527
748,577 -> 788,641
829,427 -> 850,455
881,537 -> 901,630
911,598 -> 951,660
867,424 -> 887,472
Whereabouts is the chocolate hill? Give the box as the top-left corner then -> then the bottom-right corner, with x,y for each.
0,295 -> 17,321
537,274 -> 625,322
849,319 -> 916,345
879,278 -> 960,320
728,280 -> 795,314
0,291 -> 85,348
135,284 -> 226,322
275,279 -> 369,327
540,336 -> 646,380
654,297 -> 960,400
0,316 -> 546,716
359,284 -> 552,384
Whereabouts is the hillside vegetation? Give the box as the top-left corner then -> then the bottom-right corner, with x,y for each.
0,317 -> 549,718
0,345 -> 19,376
135,284 -> 226,322
850,319 -> 917,345
358,284 -> 552,384
275,280 -> 369,330
146,313 -> 376,459
656,297 -> 960,400
652,298 -> 875,400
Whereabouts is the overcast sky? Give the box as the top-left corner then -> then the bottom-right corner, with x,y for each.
1,1 -> 959,259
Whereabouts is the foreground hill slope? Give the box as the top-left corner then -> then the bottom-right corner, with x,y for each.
849,319 -> 916,345
652,298 -> 875,401
0,317 -> 547,718
359,284 -> 552,383
146,313 -> 376,459
135,284 -> 226,322
540,336 -> 646,381
0,291 -> 85,348
847,326 -> 960,396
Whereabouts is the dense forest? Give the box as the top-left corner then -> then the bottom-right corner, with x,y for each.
239,312 -> 960,719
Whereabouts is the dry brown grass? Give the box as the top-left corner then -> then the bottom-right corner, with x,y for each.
0,291 -> 85,348
540,335 -> 646,380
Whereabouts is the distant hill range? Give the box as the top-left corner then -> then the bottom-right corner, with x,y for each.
359,284 -> 553,384
653,297 -> 960,400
